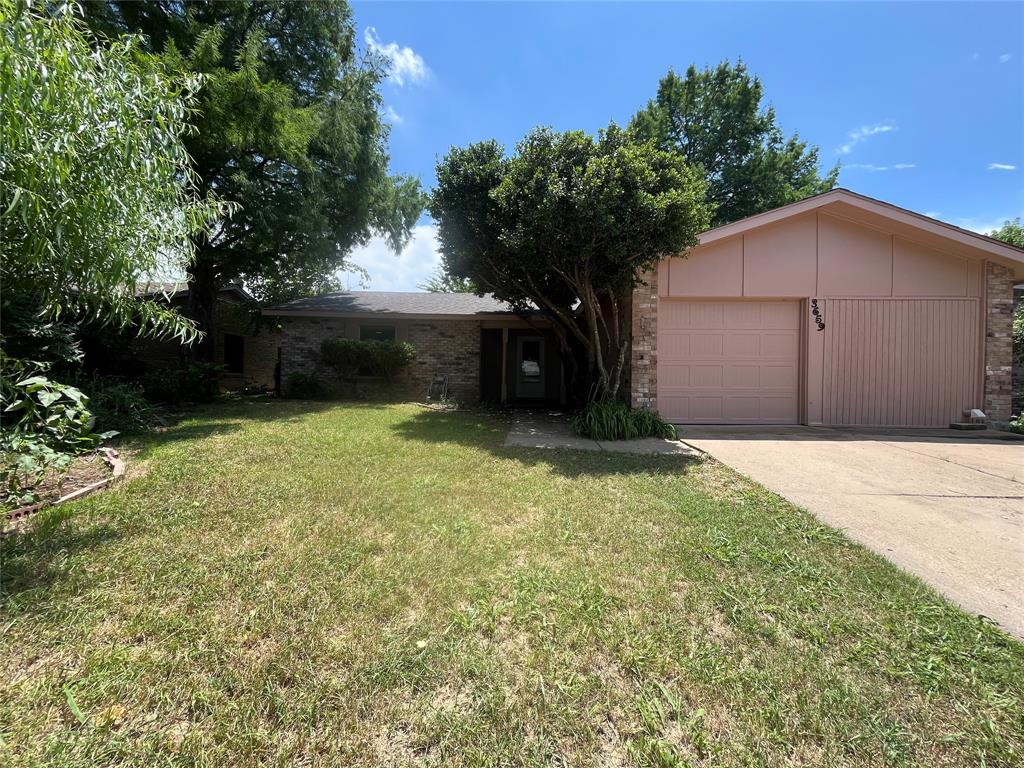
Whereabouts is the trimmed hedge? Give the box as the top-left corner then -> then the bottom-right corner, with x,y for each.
320,338 -> 415,384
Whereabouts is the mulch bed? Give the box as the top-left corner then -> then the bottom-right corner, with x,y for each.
3,448 -> 126,529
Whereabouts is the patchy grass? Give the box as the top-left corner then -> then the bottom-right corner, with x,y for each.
1,401 -> 1021,767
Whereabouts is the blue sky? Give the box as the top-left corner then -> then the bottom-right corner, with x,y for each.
342,1 -> 1024,291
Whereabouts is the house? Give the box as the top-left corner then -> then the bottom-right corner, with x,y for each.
632,189 -> 1024,426
266,292 -> 563,403
266,189 -> 1024,426
85,282 -> 280,391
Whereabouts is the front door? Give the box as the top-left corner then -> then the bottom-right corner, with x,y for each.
515,336 -> 545,400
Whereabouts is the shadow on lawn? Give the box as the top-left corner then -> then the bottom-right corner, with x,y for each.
127,398 -> 385,457
1,504 -> 123,603
391,406 -> 701,479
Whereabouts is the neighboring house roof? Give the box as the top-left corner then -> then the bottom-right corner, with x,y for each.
135,281 -> 254,302
263,291 -> 522,318
696,188 -> 1024,278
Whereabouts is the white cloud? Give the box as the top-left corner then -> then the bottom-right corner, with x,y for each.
364,27 -> 427,86
988,162 -> 1017,171
842,163 -> 889,172
385,105 -> 404,124
339,224 -> 441,291
837,122 -> 896,154
948,214 -> 1020,235
893,163 -> 916,169
999,53 -> 1013,64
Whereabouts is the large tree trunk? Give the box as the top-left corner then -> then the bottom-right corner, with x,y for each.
187,259 -> 219,363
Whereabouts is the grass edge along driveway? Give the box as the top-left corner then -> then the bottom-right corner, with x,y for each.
1,400 -> 1021,767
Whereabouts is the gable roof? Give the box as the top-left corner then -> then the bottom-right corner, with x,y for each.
135,281 -> 253,302
263,291 -> 520,318
697,188 -> 1024,277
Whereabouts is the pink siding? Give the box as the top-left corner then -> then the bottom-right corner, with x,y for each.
821,299 -> 980,426
662,212 -> 984,300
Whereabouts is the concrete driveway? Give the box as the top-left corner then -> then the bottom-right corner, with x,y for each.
681,427 -> 1024,638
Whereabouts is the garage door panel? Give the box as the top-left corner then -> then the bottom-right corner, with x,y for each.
657,300 -> 800,424
761,332 -> 799,358
760,364 -> 799,390
658,333 -> 691,358
723,334 -> 760,357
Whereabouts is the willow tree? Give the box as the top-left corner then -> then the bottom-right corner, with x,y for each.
0,0 -> 225,363
431,125 -> 711,403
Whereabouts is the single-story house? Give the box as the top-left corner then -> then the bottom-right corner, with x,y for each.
266,291 -> 563,403
266,189 -> 1024,426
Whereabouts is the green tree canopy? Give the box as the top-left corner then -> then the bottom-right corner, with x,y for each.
418,268 -> 478,293
0,0 -> 224,363
631,61 -> 837,226
431,125 -> 711,402
83,0 -> 424,358
990,218 -> 1024,250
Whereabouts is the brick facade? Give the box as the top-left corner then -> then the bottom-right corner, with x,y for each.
630,270 -> 658,410
129,297 -> 280,390
278,316 -> 481,402
984,262 -> 1015,422
1014,286 -> 1023,418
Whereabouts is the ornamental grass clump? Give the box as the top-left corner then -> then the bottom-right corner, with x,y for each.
571,401 -> 677,441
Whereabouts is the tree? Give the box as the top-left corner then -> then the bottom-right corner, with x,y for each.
431,125 -> 711,402
418,268 -> 478,293
1,0 -> 224,364
990,218 -> 1024,249
83,1 -> 424,360
631,62 -> 837,226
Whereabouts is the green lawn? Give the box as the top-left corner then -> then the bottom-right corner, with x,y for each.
1,401 -> 1021,767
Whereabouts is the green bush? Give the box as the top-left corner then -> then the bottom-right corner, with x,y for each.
140,362 -> 221,405
75,375 -> 163,434
1,360 -> 115,506
285,373 -> 327,400
571,401 -> 678,441
320,339 -> 415,384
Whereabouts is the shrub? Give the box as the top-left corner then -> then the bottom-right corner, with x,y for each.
75,375 -> 163,434
571,401 -> 678,441
140,362 -> 221,405
285,373 -> 327,400
320,339 -> 415,385
1,361 -> 115,506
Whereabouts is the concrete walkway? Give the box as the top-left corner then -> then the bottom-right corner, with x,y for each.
680,426 -> 1024,638
504,411 -> 697,456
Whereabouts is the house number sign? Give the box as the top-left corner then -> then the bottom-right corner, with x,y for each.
810,299 -> 825,331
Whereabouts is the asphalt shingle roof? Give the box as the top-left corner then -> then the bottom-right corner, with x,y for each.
264,291 -> 519,316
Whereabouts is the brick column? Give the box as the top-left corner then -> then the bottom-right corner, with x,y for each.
630,269 -> 658,410
984,262 -> 1014,422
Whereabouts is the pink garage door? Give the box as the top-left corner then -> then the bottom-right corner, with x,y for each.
822,298 -> 980,427
657,300 -> 800,424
